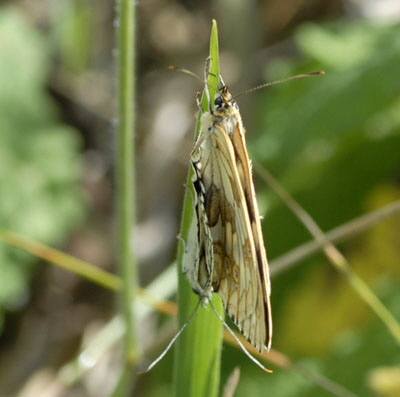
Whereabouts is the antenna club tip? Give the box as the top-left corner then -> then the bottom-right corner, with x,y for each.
169,65 -> 178,71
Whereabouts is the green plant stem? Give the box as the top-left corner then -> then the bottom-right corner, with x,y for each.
112,0 -> 138,395
173,20 -> 224,397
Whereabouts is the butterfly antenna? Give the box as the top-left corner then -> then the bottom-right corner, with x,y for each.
209,301 -> 273,373
169,62 -> 217,111
138,299 -> 202,374
234,70 -> 325,99
169,65 -> 203,82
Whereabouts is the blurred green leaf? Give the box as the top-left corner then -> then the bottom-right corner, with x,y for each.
0,8 -> 85,318
55,1 -> 93,73
237,18 -> 400,397
253,20 -> 400,256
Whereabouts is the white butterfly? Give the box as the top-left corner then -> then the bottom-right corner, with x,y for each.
184,70 -> 272,353
141,61 -> 324,374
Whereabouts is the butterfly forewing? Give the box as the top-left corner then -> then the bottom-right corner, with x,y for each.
188,80 -> 272,352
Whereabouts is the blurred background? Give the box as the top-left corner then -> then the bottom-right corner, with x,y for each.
0,0 -> 399,396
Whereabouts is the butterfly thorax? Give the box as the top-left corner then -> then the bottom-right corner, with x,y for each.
209,86 -> 243,137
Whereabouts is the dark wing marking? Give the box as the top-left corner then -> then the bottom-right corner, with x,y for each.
192,118 -> 271,352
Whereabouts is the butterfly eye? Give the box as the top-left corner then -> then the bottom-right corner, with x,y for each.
214,96 -> 223,108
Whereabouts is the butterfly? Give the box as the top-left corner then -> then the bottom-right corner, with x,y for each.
140,63 -> 322,374
183,67 -> 272,353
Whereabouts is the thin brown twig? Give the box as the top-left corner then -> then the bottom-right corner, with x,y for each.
270,199 -> 400,275
0,228 -> 362,396
2,196 -> 397,395
222,332 -> 358,397
222,367 -> 241,397
254,162 -> 400,344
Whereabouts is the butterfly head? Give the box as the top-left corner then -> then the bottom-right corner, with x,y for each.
212,85 -> 238,114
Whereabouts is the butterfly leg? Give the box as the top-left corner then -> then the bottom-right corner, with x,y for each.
177,234 -> 188,254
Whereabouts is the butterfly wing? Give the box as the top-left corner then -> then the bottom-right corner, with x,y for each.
229,121 -> 272,351
185,157 -> 215,298
191,115 -> 272,352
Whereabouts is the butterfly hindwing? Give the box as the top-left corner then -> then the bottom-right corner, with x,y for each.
189,92 -> 272,351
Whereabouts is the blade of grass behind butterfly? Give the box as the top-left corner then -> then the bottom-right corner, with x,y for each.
173,20 -> 224,397
111,0 -> 138,395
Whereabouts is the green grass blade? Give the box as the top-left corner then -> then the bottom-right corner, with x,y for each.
0,229 -> 121,290
173,20 -> 224,397
112,0 -> 138,395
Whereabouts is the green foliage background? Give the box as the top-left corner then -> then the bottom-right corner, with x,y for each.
0,2 -> 399,397
241,20 -> 400,397
0,9 -> 85,324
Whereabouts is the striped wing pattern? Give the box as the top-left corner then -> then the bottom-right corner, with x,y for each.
189,87 -> 272,352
